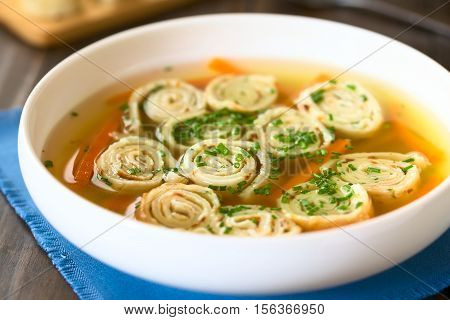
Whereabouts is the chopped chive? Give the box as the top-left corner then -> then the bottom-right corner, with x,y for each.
271,118 -> 283,127
367,167 -> 381,174
403,158 -> 415,163
224,227 -> 232,234
97,174 -> 112,187
253,184 -> 272,196
43,160 -> 53,168
356,201 -> 363,208
402,165 -> 414,173
119,103 -> 129,111
328,113 -> 334,121
348,163 -> 357,171
126,167 -> 142,175
310,89 -> 325,104
346,84 -> 356,91
215,143 -> 230,155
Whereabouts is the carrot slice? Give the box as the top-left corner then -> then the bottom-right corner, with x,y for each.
73,111 -> 121,184
187,76 -> 216,88
391,120 -> 444,163
208,58 -> 243,74
269,139 -> 351,201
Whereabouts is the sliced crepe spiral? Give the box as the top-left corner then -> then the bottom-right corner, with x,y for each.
321,152 -> 430,202
205,74 -> 278,112
135,183 -> 220,229
178,139 -> 270,199
212,205 -> 301,236
280,170 -> 373,231
127,79 -> 206,131
95,136 -> 176,192
157,108 -> 257,154
297,80 -> 383,138
255,106 -> 334,157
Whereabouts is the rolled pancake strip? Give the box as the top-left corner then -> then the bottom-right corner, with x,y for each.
321,152 -> 430,202
136,183 -> 220,229
178,139 -> 271,199
205,74 -> 277,112
95,136 -> 176,192
280,171 -> 373,231
297,80 -> 383,138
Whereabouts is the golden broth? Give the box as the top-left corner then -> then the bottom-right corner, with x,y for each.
42,59 -> 450,219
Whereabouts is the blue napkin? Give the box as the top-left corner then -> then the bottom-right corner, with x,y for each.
0,107 -> 448,299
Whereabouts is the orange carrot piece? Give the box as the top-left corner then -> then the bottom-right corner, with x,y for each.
311,73 -> 332,85
187,76 -> 216,88
73,111 -> 121,184
208,58 -> 243,74
391,121 -> 444,163
269,139 -> 350,201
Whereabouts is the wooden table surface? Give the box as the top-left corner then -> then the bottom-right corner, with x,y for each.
0,0 -> 448,299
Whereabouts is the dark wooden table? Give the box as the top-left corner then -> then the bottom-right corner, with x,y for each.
0,0 -> 448,299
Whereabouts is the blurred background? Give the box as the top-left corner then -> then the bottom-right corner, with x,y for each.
0,0 -> 449,299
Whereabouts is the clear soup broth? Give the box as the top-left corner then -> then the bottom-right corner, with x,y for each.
42,59 -> 450,235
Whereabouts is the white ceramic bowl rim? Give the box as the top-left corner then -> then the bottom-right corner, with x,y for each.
20,13 -> 450,246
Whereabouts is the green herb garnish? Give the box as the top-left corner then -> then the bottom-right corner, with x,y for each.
310,89 -> 325,104
43,160 -> 53,168
402,165 -> 414,173
253,184 -> 273,196
367,167 -> 381,174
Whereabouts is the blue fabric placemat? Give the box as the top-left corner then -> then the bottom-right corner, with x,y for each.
0,107 -> 448,300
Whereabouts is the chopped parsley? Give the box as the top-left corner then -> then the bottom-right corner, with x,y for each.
348,163 -> 357,171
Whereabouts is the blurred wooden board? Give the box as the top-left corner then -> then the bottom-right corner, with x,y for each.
0,0 -> 197,47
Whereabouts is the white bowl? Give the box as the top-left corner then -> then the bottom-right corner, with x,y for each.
18,14 -> 450,295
